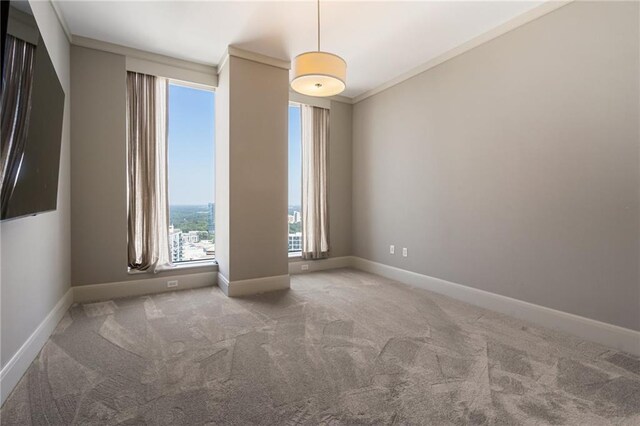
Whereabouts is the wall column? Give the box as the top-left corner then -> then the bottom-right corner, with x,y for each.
215,48 -> 290,296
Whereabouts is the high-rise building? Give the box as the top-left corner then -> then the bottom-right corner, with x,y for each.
182,231 -> 199,243
208,203 -> 215,235
169,225 -> 183,263
288,232 -> 302,252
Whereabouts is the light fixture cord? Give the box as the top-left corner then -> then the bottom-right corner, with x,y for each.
317,0 -> 320,51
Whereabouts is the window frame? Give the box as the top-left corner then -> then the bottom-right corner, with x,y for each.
166,79 -> 217,265
287,101 -> 303,258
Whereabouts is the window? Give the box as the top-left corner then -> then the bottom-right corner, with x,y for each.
288,103 -> 302,254
167,82 -> 215,263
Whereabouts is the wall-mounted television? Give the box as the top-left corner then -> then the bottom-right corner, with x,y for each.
1,1 -> 65,221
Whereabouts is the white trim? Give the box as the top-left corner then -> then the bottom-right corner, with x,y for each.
2,255 -> 637,407
218,46 -> 291,74
126,56 -> 217,88
217,272 -> 230,295
73,35 -> 216,71
158,260 -> 217,271
352,0 -> 574,104
169,79 -> 216,93
141,260 -> 217,274
289,92 -> 351,109
51,0 -> 571,105
289,91 -> 331,109
328,94 -> 353,105
0,288 -> 74,405
289,256 -> 353,275
73,271 -> 217,303
49,0 -> 72,43
218,273 -> 290,297
351,257 -> 640,356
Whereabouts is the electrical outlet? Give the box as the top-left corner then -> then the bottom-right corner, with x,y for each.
301,264 -> 309,271
389,245 -> 395,255
402,248 -> 408,257
167,280 -> 178,288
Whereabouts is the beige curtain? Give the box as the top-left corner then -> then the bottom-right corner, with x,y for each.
126,72 -> 170,272
301,105 -> 330,259
1,35 -> 35,214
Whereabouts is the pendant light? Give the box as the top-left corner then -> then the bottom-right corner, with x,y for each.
291,0 -> 346,97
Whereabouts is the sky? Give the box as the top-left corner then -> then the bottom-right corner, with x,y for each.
168,84 -> 215,205
288,105 -> 302,207
168,84 -> 302,207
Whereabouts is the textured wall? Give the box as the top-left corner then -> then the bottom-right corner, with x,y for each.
352,1 -> 640,330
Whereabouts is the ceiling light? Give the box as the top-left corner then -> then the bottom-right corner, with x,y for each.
291,0 -> 346,97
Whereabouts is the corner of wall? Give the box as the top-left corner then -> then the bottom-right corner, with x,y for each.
1,0 -> 72,405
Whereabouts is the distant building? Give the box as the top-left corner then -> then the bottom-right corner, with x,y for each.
169,225 -> 183,262
288,211 -> 302,224
208,203 -> 215,235
288,232 -> 302,252
183,245 -> 206,261
182,231 -> 199,243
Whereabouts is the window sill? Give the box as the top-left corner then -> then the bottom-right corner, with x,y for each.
288,252 -> 302,259
128,260 -> 217,275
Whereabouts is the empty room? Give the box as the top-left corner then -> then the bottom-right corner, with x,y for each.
1,0 -> 639,424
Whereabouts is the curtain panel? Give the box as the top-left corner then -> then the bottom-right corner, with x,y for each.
1,35 -> 35,214
126,71 -> 170,272
301,105 -> 330,259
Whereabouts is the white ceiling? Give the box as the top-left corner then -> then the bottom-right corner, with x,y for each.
56,1 -> 544,98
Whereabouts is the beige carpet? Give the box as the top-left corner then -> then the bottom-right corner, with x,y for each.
1,269 -> 639,425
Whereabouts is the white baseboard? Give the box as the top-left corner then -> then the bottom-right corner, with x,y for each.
289,255 -> 354,274
218,272 -> 290,297
0,287 -> 74,406
73,271 -> 217,303
351,257 -> 640,356
2,256 -> 637,410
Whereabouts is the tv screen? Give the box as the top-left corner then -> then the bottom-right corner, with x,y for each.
1,2 -> 65,221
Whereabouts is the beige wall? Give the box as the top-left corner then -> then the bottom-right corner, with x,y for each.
286,98 -> 353,262
70,46 -> 353,287
352,1 -> 640,330
218,56 -> 290,282
70,46 -> 216,286
328,100 -> 353,258
1,0 -> 71,367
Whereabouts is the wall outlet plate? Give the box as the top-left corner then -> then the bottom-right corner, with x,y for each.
167,280 -> 178,288
402,248 -> 408,257
301,264 -> 309,271
390,245 -> 395,254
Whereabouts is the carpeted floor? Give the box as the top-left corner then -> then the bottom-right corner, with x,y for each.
1,269 -> 639,425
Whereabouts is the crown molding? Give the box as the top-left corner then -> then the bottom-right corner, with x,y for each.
72,35 -> 217,75
49,0 -> 72,43
218,45 -> 291,74
49,0 -> 570,106
328,94 -> 354,104
353,0 -> 574,104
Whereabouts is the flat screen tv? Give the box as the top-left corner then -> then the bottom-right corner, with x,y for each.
1,1 -> 65,221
